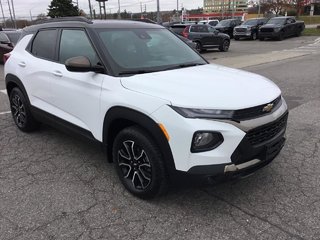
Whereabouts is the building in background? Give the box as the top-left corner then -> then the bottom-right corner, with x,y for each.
203,0 -> 248,14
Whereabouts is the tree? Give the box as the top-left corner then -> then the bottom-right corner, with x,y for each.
260,0 -> 291,16
47,0 -> 79,18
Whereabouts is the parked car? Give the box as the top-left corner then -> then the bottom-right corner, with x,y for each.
259,16 -> 305,41
170,23 -> 190,36
233,18 -> 268,40
182,24 -> 230,52
175,33 -> 197,50
214,19 -> 242,38
4,17 -> 288,199
0,30 -> 21,63
198,19 -> 219,26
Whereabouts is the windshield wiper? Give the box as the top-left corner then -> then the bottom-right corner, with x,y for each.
118,70 -> 157,76
163,63 -> 206,71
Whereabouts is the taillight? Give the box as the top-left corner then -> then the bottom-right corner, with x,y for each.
3,53 -> 10,64
182,26 -> 189,38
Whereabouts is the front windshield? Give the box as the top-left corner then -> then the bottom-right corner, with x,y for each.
216,20 -> 231,27
242,19 -> 258,25
97,28 -> 206,75
267,18 -> 286,25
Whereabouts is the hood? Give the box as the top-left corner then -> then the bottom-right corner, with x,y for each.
215,26 -> 229,30
235,25 -> 253,29
120,64 -> 281,110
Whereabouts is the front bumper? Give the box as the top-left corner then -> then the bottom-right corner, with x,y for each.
188,113 -> 287,176
234,31 -> 252,38
259,31 -> 280,39
151,99 -> 288,175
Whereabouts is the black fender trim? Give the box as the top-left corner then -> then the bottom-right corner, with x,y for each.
5,74 -> 30,104
103,106 -> 176,172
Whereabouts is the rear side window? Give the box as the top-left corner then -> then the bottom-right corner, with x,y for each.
31,29 -> 58,61
59,29 -> 98,65
190,26 -> 199,32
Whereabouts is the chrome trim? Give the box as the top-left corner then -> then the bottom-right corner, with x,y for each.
213,97 -> 288,132
224,159 -> 261,173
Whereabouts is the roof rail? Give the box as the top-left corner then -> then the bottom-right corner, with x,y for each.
34,16 -> 93,25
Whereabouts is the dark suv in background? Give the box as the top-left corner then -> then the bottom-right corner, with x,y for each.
233,18 -> 267,40
0,30 -> 21,63
182,24 -> 230,52
214,19 -> 241,38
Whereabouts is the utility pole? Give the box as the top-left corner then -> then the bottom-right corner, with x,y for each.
140,2 -> 143,18
258,0 -> 261,17
29,10 -> 33,21
117,0 -> 121,19
177,0 -> 178,11
10,0 -> 16,28
88,0 -> 93,19
0,0 -> 6,28
7,0 -> 13,28
156,0 -> 160,24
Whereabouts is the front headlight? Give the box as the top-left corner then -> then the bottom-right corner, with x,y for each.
274,27 -> 281,32
170,106 -> 234,119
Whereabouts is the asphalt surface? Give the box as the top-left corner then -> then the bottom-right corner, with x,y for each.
0,36 -> 320,240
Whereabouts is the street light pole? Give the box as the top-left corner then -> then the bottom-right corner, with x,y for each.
88,0 -> 93,19
118,0 -> 121,19
0,0 -> 6,28
11,0 -> 17,28
156,0 -> 160,23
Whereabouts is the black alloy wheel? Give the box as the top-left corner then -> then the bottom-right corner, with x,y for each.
9,88 -> 39,132
113,126 -> 168,199
195,41 -> 202,52
251,32 -> 257,40
219,40 -> 230,52
278,32 -> 284,41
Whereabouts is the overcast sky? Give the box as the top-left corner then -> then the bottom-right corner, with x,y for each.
5,0 -> 203,20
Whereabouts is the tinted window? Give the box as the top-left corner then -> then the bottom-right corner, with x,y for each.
191,25 -> 208,33
0,32 -> 9,42
31,30 -> 57,60
59,29 -> 98,64
190,25 -> 199,32
6,31 -> 21,44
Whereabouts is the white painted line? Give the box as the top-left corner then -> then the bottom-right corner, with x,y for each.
0,111 -> 11,115
0,89 -> 7,95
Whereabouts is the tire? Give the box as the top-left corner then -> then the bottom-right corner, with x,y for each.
219,39 -> 230,52
9,87 -> 40,132
259,37 -> 264,41
278,32 -> 284,41
295,30 -> 302,37
234,37 -> 240,40
251,32 -> 257,40
112,126 -> 168,199
195,41 -> 202,52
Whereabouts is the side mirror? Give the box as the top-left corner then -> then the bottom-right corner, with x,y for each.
65,56 -> 104,73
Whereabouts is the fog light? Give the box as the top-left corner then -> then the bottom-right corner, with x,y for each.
191,131 -> 224,153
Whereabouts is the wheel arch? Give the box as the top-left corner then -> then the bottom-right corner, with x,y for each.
5,74 -> 30,104
103,106 -> 176,172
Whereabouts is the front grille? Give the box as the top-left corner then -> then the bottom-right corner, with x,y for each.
247,113 -> 288,146
232,96 -> 282,121
235,28 -> 246,32
260,28 -> 274,33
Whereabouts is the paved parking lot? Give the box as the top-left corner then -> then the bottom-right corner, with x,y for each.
0,36 -> 320,240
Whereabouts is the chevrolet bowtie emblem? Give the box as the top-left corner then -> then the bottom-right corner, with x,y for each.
262,103 -> 274,112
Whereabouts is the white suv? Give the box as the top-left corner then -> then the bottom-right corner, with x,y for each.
4,17 -> 288,198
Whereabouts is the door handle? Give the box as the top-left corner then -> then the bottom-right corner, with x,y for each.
18,62 -> 26,67
53,71 -> 63,77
